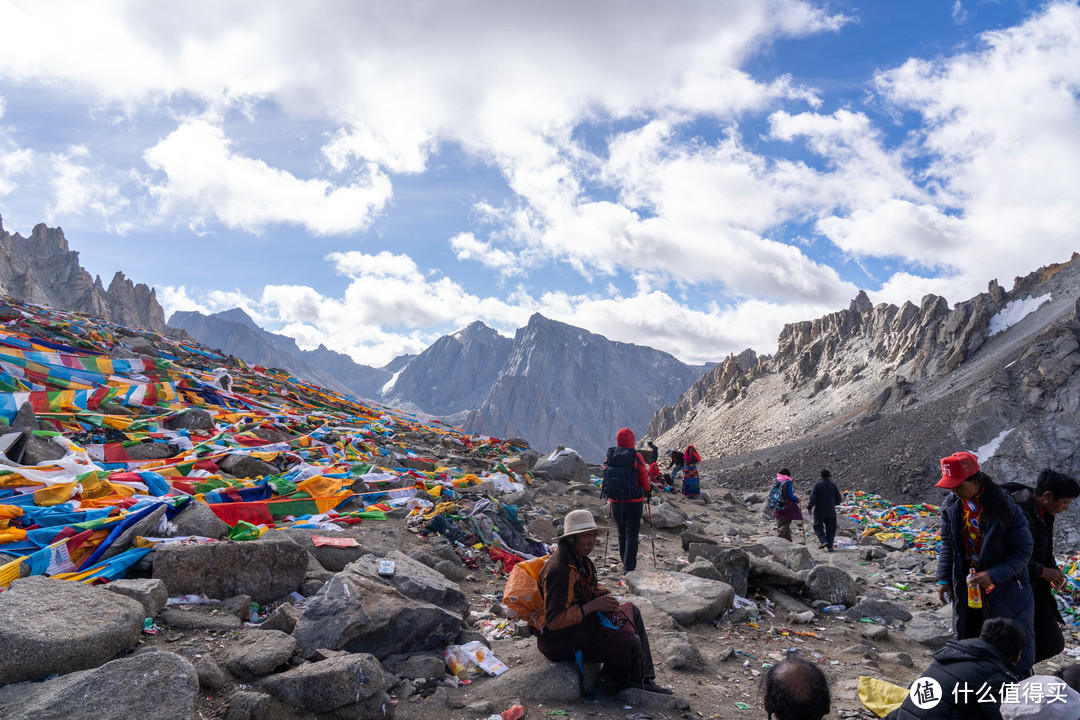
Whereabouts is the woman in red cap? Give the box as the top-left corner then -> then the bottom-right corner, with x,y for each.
935,451 -> 1035,675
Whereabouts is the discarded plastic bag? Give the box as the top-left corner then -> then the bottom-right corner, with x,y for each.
460,640 -> 508,676
857,676 -> 908,717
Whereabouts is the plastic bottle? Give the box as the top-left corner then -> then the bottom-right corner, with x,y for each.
966,570 -> 983,609
823,605 -> 846,614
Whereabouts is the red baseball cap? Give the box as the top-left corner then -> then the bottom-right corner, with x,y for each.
936,451 -> 980,488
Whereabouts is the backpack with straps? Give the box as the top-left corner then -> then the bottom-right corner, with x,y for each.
502,555 -> 549,632
766,481 -> 786,511
601,446 -> 642,501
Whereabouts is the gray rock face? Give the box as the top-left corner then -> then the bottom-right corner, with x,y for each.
533,449 -> 590,484
225,630 -> 298,679
151,537 -> 308,603
803,565 -> 858,606
160,607 -> 242,631
0,220 -> 168,333
844,599 -> 914,624
0,650 -> 197,720
654,631 -> 705,670
907,611 -> 956,648
689,545 -> 750,596
681,558 -> 724,582
102,578 -> 168,618
624,570 -> 734,625
350,551 -> 470,617
648,501 -> 688,530
291,569 -> 463,659
275,527 -> 371,571
170,499 -> 230,539
164,407 -> 215,430
748,556 -> 804,590
218,453 -> 279,478
0,576 -> 145,684
257,653 -> 390,717
492,656 -> 591,703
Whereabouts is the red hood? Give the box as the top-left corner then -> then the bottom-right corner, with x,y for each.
616,428 -> 635,448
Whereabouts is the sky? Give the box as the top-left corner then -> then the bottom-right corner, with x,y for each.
0,1 -> 1079,368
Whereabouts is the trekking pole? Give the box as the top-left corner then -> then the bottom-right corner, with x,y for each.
603,501 -> 610,565
646,495 -> 657,569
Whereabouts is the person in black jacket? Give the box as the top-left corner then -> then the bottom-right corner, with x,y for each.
807,469 -> 842,551
886,617 -> 1025,720
1005,468 -> 1079,664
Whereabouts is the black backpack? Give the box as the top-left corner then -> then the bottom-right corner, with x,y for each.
602,447 -> 642,501
766,481 -> 786,511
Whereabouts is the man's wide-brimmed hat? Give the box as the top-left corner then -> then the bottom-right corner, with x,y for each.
555,509 -> 607,539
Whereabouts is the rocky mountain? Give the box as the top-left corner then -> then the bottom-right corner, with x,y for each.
0,214 -> 169,334
382,321 -> 514,415
460,314 -> 707,462
649,253 -> 1080,535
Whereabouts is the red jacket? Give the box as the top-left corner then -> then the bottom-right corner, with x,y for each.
608,427 -> 650,503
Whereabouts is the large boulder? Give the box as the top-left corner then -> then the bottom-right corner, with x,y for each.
0,650 -> 197,720
907,610 -> 955,649
490,650 -> 593,703
292,567 -> 463,659
257,653 -> 391,717
648,501 -> 688,530
844,599 -> 914,624
688,545 -> 750,596
804,566 -> 859,607
98,504 -> 168,562
624,570 -> 734,625
0,576 -> 145,684
225,630 -> 298,679
748,556 -> 804,590
350,551 -> 469,616
533,449 -> 589,484
170,499 -> 230,539
218,453 -> 278,479
152,537 -> 308,603
102,578 -> 168,618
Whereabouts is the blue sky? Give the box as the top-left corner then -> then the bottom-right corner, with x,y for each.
1,1 -> 1078,367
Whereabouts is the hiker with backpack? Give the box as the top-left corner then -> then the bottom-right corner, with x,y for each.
663,448 -> 685,490
601,428 -> 652,572
768,468 -> 803,541
807,469 -> 842,551
535,509 -> 672,696
682,445 -> 701,497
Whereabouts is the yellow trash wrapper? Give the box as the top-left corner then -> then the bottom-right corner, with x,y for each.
858,676 -> 909,718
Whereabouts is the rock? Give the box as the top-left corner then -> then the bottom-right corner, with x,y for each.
615,688 -> 691,713
435,559 -> 467,582
259,602 -> 302,634
862,624 -> 889,641
681,558 -> 723,582
98,504 -> 168,561
804,566 -> 858,606
291,568 -> 463,659
787,610 -> 816,624
780,544 -> 815,572
121,441 -> 179,461
743,492 -> 763,504
533,450 -> 589,484
844,599 -> 913,624
883,537 -> 908,551
217,453 -> 278,479
491,656 -> 591,703
880,651 -> 915,667
164,408 -> 215,431
102,578 -> 168,618
225,630 -> 298,679
748,556 -> 804,590
196,655 -> 229,691
907,611 -> 955,649
406,549 -> 440,568
221,594 -> 253,621
680,531 -> 716,551
225,690 -> 272,720
170,499 -> 230,539
0,650 -> 197,720
624,571 -> 734,625
274,527 -> 371,571
152,537 -> 308,603
648,501 -> 688,529
688,545 -> 750,596
21,434 -> 66,465
527,517 -> 558,542
0,576 -> 145,684
350,551 -> 470,617
257,653 -> 390,716
160,607 -> 242,631
654,632 -> 705,670
383,651 -> 446,681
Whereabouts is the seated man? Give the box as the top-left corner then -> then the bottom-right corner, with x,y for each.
887,617 -> 1025,720
761,654 -> 831,720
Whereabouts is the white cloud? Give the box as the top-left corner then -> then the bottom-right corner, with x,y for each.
143,119 -> 393,234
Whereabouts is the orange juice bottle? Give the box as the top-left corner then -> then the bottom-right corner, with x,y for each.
966,570 -> 982,609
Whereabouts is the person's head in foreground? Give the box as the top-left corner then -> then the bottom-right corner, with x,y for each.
1034,468 -> 1080,515
980,616 -> 1027,665
761,654 -> 830,720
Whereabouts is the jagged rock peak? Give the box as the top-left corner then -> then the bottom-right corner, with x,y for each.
849,290 -> 873,313
213,308 -> 260,328
452,320 -> 501,344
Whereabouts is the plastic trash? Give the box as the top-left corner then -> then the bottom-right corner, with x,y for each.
823,605 -> 846,613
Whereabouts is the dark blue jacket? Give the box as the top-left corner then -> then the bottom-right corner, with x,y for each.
936,484 -> 1034,674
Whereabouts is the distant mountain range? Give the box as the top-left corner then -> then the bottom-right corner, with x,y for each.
0,213 -> 708,461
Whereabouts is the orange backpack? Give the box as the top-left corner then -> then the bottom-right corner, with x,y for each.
502,555 -> 550,632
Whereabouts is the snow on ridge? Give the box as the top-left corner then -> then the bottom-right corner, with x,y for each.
974,428 -> 1014,463
988,293 -> 1051,336
381,369 -> 403,395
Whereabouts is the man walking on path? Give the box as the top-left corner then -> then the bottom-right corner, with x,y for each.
808,469 -> 842,552
1005,468 -> 1080,664
601,428 -> 651,572
771,469 -> 803,542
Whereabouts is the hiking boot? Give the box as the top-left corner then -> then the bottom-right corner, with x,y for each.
627,678 -> 674,695
594,671 -> 628,696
